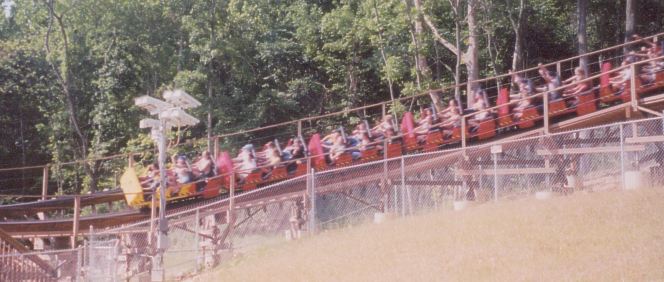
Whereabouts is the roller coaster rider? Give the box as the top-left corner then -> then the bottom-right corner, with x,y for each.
233,144 -> 257,183
562,67 -> 590,106
537,63 -> 563,101
283,137 -> 305,173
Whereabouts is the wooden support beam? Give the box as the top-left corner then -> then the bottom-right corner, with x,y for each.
0,228 -> 55,277
536,145 -> 645,155
71,196 -> 80,249
470,159 -> 546,166
630,64 -> 638,111
233,207 -> 263,229
170,224 -> 215,241
395,180 -> 467,186
636,105 -> 664,117
297,120 -> 303,138
625,135 -> 664,143
553,138 -> 622,145
41,166 -> 48,201
340,191 -> 382,212
456,167 -> 556,176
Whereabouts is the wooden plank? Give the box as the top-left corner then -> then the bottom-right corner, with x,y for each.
536,145 -> 645,155
71,196 -> 80,248
397,180 -> 466,186
471,159 -> 546,166
625,135 -> 664,143
0,228 -> 55,277
456,167 -> 556,176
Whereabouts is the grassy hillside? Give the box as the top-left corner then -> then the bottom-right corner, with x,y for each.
197,188 -> 664,281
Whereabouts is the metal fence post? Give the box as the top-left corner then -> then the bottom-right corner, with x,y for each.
194,208 -> 200,274
76,246 -> 82,282
661,111 -> 664,134
461,117 -> 467,148
400,156 -> 406,217
228,173 -> 235,251
543,88 -> 550,135
309,168 -> 316,234
546,158 -> 552,192
620,124 -> 626,190
393,176 -> 398,214
630,64 -> 638,111
493,152 -> 499,202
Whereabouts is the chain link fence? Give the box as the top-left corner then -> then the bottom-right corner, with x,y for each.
3,116 -> 664,281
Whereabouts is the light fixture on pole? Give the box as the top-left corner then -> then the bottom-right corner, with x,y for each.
135,89 -> 200,282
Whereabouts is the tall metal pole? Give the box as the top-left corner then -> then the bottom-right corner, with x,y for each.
153,119 -> 169,282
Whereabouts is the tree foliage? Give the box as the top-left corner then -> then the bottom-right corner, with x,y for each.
0,0 -> 662,195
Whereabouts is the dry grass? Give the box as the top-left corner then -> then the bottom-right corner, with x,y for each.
196,188 -> 664,281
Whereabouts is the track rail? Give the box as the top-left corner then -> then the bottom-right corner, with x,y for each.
0,190 -> 125,218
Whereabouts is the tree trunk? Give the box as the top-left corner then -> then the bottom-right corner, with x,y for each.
510,0 -> 526,71
372,0 -> 396,104
454,17 -> 461,106
411,0 -> 443,111
577,0 -> 588,74
511,28 -> 524,71
44,0 -> 96,193
207,0 -> 217,153
624,0 -> 635,52
466,0 -> 479,105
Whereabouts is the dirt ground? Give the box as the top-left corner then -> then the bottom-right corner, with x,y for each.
196,187 -> 664,281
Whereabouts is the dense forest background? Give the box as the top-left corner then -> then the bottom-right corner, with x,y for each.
1,0 -> 663,196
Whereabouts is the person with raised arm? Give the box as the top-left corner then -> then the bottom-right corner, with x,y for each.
436,99 -> 459,121
321,129 -> 341,148
328,134 -> 346,163
512,83 -> 532,120
468,91 -> 490,131
283,137 -> 306,173
233,144 -> 257,182
371,115 -> 394,139
165,155 -> 193,195
260,141 -> 282,169
609,59 -> 633,93
192,151 -> 215,180
632,34 -> 660,54
633,47 -> 664,84
139,162 -> 160,188
283,137 -> 305,161
536,63 -> 563,101
562,67 -> 590,106
172,155 -> 193,184
413,108 -> 433,142
439,103 -> 462,130
352,122 -> 368,140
